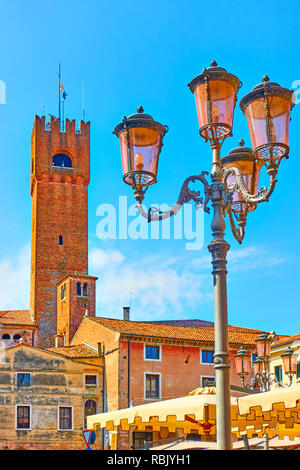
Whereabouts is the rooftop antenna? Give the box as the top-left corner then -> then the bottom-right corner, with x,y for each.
40,97 -> 46,116
58,62 -> 67,127
82,81 -> 85,121
58,63 -> 61,120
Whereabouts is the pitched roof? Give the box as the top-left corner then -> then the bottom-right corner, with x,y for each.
88,317 -> 266,348
148,319 -> 214,327
47,344 -> 99,359
272,333 -> 300,347
0,310 -> 36,327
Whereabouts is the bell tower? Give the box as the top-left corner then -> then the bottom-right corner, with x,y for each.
30,115 -> 91,347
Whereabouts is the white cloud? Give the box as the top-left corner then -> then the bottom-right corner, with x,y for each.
89,243 -> 288,321
227,245 -> 287,272
0,244 -> 30,310
188,245 -> 287,273
89,247 -> 212,320
0,242 -> 287,322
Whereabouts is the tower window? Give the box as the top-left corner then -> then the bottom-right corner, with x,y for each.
58,235 -> 63,246
61,284 -> 66,300
77,282 -> 82,296
2,334 -> 10,340
52,153 -> 72,168
83,283 -> 88,297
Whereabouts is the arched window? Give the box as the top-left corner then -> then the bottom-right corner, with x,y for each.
77,282 -> 82,296
2,334 -> 10,340
52,153 -> 72,168
84,400 -> 97,428
13,334 -> 22,341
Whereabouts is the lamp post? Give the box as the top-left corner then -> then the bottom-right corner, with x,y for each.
113,62 -> 294,450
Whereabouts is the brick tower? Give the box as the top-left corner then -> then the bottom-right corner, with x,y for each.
30,115 -> 91,347
56,273 -> 98,346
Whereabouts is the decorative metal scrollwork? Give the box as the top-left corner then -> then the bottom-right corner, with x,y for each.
223,165 -> 278,205
221,162 -> 279,243
135,152 -> 280,245
136,171 -> 211,222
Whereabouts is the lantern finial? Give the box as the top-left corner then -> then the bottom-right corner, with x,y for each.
137,106 -> 144,113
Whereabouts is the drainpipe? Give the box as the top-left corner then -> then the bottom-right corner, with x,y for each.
128,339 -> 131,408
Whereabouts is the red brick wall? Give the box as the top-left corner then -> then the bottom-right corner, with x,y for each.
30,115 -> 90,348
120,340 -> 253,407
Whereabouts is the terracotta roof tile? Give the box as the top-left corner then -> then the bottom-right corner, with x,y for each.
272,333 -> 299,347
0,310 -> 36,327
47,344 -> 99,358
89,317 -> 264,347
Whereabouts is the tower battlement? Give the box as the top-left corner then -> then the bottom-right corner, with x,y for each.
30,115 -> 91,196
33,115 -> 90,137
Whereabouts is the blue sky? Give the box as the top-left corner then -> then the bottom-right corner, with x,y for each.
0,0 -> 299,335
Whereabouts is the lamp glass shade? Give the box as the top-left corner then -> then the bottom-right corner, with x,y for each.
281,348 -> 297,375
119,127 -> 162,186
240,78 -> 294,160
194,80 -> 236,131
256,334 -> 271,358
188,63 -> 241,144
253,359 -> 262,375
222,155 -> 264,213
245,95 -> 291,154
234,350 -> 251,375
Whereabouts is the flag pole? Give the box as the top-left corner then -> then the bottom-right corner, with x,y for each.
82,81 -> 85,121
58,63 -> 61,121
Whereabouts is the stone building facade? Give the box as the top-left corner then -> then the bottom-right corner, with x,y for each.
0,342 -> 104,450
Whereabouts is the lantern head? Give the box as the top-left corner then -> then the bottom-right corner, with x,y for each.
188,61 -> 241,146
240,76 -> 295,165
113,106 -> 168,202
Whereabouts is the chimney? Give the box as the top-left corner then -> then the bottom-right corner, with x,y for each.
55,334 -> 65,348
97,342 -> 103,356
123,307 -> 130,321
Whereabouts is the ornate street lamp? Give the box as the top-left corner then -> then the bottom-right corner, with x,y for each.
233,348 -> 251,387
281,346 -> 297,386
113,61 -> 295,450
113,106 -> 169,203
245,335 -> 297,391
240,75 -> 293,166
255,333 -> 272,359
